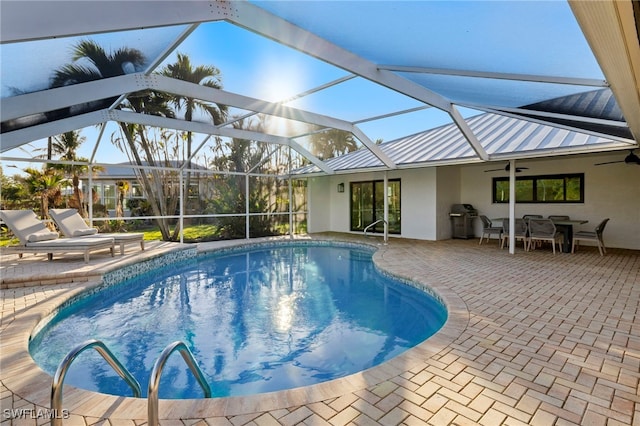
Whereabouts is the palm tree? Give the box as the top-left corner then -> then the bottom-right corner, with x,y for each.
309,129 -> 359,160
51,41 -> 233,241
51,40 -> 177,239
115,180 -> 129,218
50,39 -> 145,86
21,168 -> 65,220
113,180 -> 130,231
161,53 -> 227,128
160,53 -> 228,240
49,130 -> 89,216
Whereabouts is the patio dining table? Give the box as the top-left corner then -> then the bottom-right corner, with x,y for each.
549,219 -> 589,253
492,218 -> 588,253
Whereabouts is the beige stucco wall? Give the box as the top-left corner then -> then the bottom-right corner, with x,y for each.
461,153 -> 640,250
307,168 -> 441,240
305,152 -> 640,250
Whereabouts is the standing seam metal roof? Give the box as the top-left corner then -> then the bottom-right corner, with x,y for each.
293,111 -> 627,174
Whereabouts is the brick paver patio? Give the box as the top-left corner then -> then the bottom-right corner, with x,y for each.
1,234 -> 638,425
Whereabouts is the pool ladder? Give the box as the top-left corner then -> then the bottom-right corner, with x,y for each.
364,219 -> 388,245
148,341 -> 212,425
51,339 -> 211,426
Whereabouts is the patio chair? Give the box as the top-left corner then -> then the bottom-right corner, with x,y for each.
522,214 -> 543,220
572,218 -> 610,256
527,218 -> 563,254
0,210 -> 114,263
49,208 -> 144,255
501,218 -> 529,250
478,215 -> 502,245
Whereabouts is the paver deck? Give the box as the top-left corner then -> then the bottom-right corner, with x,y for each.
1,234 -> 638,425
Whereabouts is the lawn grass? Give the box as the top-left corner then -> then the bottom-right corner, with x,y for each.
1,224 -> 221,247
142,224 -> 220,242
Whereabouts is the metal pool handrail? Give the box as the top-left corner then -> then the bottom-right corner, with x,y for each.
364,219 -> 388,244
148,341 -> 212,426
51,339 -> 142,426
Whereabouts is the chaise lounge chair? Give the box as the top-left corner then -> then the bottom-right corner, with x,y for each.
48,208 -> 145,255
0,210 -> 115,263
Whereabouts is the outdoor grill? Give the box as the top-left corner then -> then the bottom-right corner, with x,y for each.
449,204 -> 478,239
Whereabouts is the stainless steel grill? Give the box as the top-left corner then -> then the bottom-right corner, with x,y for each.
449,204 -> 478,239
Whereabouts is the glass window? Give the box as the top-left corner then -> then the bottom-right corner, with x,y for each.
493,174 -> 584,203
350,179 -> 400,233
103,184 -> 116,210
130,184 -> 144,198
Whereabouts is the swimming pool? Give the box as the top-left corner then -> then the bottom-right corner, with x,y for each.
30,242 -> 447,399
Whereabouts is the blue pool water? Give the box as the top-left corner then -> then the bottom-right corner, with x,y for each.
30,243 -> 447,399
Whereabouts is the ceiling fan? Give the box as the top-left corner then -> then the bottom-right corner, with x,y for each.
484,163 -> 529,173
594,150 -> 640,166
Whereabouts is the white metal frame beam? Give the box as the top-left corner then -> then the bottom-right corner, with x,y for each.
1,110 -> 110,152
2,73 -> 396,169
376,64 -> 609,87
108,110 -> 336,175
0,1 -> 232,43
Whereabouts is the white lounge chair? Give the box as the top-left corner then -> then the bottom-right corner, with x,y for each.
49,208 -> 144,255
0,210 -> 115,263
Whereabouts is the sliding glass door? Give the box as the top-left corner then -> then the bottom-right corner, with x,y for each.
350,179 -> 400,233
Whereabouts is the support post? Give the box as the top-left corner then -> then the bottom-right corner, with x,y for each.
509,159 -> 516,254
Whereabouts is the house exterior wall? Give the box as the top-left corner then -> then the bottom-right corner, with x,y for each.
461,154 -> 640,250
307,176 -> 332,233
435,166 -> 461,240
402,168 -> 438,240
308,168 -> 441,240
306,153 -> 640,250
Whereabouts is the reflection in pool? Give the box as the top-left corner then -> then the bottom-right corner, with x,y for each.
31,243 -> 447,398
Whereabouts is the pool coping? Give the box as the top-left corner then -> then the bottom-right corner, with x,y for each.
0,235 -> 469,421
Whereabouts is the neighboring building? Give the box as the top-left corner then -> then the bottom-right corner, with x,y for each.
80,161 -> 208,216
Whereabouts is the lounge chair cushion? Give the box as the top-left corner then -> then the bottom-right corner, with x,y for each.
26,230 -> 59,242
49,208 -> 145,255
72,228 -> 99,237
49,208 -> 99,237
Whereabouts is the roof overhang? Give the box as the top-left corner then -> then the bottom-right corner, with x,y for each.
569,0 -> 640,142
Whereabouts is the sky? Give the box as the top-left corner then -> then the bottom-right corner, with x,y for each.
1,0 -> 603,173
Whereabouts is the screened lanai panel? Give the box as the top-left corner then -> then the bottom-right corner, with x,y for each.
356,106 -> 468,145
0,26 -> 189,99
244,143 -> 302,175
225,113 -> 319,139
2,96 -> 126,135
398,73 -> 605,110
254,1 -> 603,80
293,128 -> 365,163
252,0 -> 614,137
203,137 -> 293,175
285,147 -> 312,174
286,77 -> 424,124
172,21 -> 350,103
